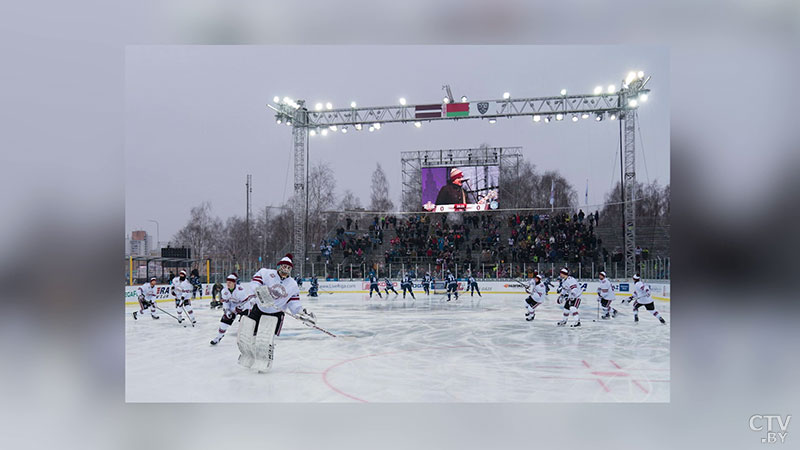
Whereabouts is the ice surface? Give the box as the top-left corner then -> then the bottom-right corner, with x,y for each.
126,292 -> 669,402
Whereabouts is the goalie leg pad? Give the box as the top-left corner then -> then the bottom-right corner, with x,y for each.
237,316 -> 257,368
251,315 -> 279,373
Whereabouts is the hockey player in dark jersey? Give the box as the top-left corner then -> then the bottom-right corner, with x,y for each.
400,273 -> 415,299
368,272 -> 382,298
383,277 -> 399,296
422,272 -> 432,295
445,270 -> 459,301
467,273 -> 481,297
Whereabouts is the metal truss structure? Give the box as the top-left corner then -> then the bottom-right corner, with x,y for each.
270,74 -> 650,276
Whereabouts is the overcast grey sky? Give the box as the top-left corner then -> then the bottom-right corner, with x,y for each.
125,45 -> 669,242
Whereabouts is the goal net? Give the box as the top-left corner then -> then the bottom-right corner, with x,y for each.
432,281 -> 448,295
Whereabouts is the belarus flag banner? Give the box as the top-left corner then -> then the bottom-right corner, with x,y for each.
445,102 -> 469,117
415,104 -> 442,119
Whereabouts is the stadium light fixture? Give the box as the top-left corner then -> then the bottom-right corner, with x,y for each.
309,129 -> 316,136
639,93 -> 648,102
544,116 -> 551,123
341,126 -> 348,134
443,97 -> 450,104
607,85 -> 616,94
560,89 -> 567,96
330,125 -> 338,131
461,96 -> 468,102
581,112 -> 589,119
628,99 -> 638,107
637,70 -> 644,78
414,121 -> 422,128
321,129 -> 328,136
571,115 -> 578,122
368,126 -> 375,132
374,123 -> 381,130
488,118 -> 497,124
286,120 -> 292,126
594,86 -> 603,95
555,113 -> 564,121
350,101 -> 357,108
315,103 -> 323,111
399,98 -> 407,106
595,112 -> 603,121
533,115 -> 541,122
276,118 -> 282,124
354,124 -> 362,131
325,102 -> 333,110
503,92 -> 511,99
626,71 -> 636,85
273,96 -> 280,103
609,112 -> 617,120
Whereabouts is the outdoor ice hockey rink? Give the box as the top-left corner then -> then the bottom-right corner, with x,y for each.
126,292 -> 669,402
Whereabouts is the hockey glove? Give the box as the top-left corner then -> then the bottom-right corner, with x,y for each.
296,308 -> 316,327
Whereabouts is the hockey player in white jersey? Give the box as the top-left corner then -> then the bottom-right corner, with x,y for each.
133,277 -> 160,320
631,274 -> 666,324
597,271 -> 618,320
210,273 -> 255,345
237,254 -> 316,372
556,268 -> 582,327
522,274 -> 547,321
171,270 -> 196,325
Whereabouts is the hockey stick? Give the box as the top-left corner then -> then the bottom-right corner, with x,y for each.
285,312 -> 338,338
154,305 -> 181,323
180,305 -> 195,327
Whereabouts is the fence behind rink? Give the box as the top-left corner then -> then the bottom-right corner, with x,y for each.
126,255 -> 669,286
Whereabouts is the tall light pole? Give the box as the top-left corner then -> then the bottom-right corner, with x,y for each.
147,219 -> 159,252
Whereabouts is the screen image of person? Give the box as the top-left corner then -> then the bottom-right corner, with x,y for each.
435,168 -> 473,205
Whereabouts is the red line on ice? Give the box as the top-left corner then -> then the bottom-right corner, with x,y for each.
596,379 -> 611,392
590,371 -> 629,377
582,360 -> 591,368
609,360 -> 622,369
632,380 -> 649,393
321,345 -> 471,402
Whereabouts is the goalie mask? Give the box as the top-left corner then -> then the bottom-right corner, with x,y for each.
277,253 -> 294,278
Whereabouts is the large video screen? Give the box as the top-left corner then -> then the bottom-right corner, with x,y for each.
421,165 -> 500,212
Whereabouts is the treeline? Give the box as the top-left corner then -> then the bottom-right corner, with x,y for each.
170,159 -> 669,263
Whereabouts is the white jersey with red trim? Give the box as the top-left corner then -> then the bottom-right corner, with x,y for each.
171,277 -> 193,300
561,276 -> 582,300
632,280 -> 653,304
137,283 -> 157,301
525,281 -> 547,303
250,268 -> 302,315
220,284 -> 255,314
597,278 -> 615,300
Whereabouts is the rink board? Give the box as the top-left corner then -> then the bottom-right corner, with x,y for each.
124,280 -> 670,305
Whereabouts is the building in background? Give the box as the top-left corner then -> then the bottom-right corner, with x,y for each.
125,230 -> 154,257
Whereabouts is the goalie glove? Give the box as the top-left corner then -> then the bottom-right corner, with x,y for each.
296,308 -> 316,327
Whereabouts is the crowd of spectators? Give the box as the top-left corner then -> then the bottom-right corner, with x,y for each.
310,210 -> 659,275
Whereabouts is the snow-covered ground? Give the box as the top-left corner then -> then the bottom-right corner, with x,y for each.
126,292 -> 669,402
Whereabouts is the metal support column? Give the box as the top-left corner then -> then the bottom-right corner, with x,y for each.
291,101 -> 308,275
622,109 -> 637,277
